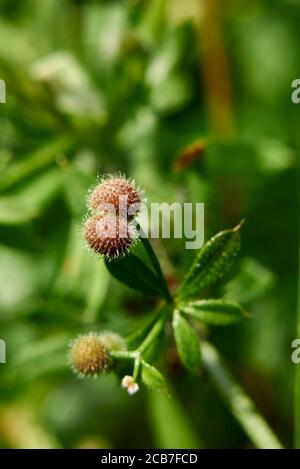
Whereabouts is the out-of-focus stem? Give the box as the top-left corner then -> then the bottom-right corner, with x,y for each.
197,0 -> 235,139
202,342 -> 283,449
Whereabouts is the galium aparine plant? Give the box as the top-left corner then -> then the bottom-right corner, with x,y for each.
66,173 -> 284,449
69,172 -> 246,394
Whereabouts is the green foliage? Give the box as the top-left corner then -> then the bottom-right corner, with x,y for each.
0,168 -> 63,225
172,309 -> 201,373
177,223 -> 242,301
0,136 -> 72,192
105,252 -> 168,299
222,257 -> 275,304
0,0 -> 297,450
125,312 -> 159,350
103,225 -> 243,382
141,361 -> 166,390
180,299 -> 245,326
141,329 -> 165,364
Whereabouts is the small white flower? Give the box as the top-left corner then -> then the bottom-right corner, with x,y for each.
121,375 -> 139,395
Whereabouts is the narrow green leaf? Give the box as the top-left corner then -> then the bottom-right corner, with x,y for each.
0,136 -> 72,192
172,310 -> 201,373
177,222 -> 243,300
0,168 -> 63,225
180,299 -> 245,326
105,253 -> 168,299
141,361 -> 166,389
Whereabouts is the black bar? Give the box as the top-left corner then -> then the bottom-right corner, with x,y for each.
0,448 -> 295,466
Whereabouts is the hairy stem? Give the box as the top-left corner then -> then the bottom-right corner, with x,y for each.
110,350 -> 137,361
201,342 -> 283,449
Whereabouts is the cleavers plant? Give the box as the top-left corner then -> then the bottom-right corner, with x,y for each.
69,174 -> 283,449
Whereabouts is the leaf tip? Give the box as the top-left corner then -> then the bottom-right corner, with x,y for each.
233,218 -> 246,232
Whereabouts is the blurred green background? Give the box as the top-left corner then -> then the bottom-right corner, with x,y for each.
0,0 -> 299,449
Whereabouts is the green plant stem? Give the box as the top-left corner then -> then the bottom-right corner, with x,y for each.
112,307 -> 170,363
133,355 -> 142,381
110,350 -> 137,360
140,233 -> 172,302
294,213 -> 300,448
201,341 -> 283,449
138,314 -> 167,355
